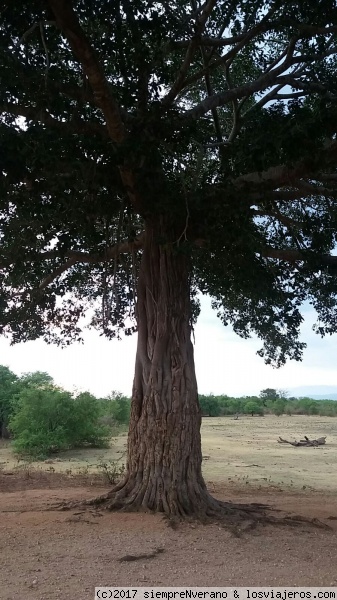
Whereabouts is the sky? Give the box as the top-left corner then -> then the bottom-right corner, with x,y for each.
1,295 -> 337,398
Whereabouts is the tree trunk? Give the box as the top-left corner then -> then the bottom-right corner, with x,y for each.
1,423 -> 10,439
96,219 -> 271,522
107,216 -> 214,516
78,217 -> 314,527
0,421 -> 10,439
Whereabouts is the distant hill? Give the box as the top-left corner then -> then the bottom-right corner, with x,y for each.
289,386 -> 337,400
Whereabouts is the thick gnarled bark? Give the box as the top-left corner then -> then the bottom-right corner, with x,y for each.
110,216 -> 208,515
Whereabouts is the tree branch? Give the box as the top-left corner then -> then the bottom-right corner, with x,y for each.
161,0 -> 218,107
260,247 -> 337,269
7,47 -> 135,125
169,33 -> 248,49
247,186 -> 337,204
18,20 -> 57,44
274,75 -> 337,100
47,0 -> 126,144
38,234 -> 145,290
252,209 -> 303,230
195,3 -> 224,148
1,103 -> 109,138
182,37 -> 300,119
181,25 -> 337,119
274,92 -> 308,99
181,24 -> 271,90
169,24 -> 337,51
38,257 -> 77,290
232,139 -> 337,190
297,24 -> 337,36
46,0 -> 143,212
180,6 -> 299,91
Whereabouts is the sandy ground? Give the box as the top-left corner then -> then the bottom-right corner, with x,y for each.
1,415 -> 337,599
1,476 -> 337,600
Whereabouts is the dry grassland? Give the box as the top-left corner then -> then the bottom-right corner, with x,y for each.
1,414 -> 336,492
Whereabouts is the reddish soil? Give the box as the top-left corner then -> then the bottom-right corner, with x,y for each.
1,473 -> 337,600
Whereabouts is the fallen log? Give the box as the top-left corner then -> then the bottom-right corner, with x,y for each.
277,436 -> 326,447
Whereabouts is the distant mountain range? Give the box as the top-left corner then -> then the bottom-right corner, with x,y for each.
288,386 -> 337,400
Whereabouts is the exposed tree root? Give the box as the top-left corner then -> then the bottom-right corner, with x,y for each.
52,487 -> 332,534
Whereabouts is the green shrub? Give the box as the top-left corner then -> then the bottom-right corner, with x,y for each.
71,392 -> 111,446
272,400 -> 286,416
98,459 -> 126,484
9,387 -> 110,459
199,395 -> 221,417
243,401 -> 264,416
100,392 -> 131,425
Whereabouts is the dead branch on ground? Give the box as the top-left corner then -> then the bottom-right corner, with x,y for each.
277,436 -> 326,447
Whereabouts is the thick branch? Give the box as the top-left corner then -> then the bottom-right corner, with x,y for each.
182,33 -> 337,119
183,39 -> 300,119
274,75 -> 337,100
261,247 -> 337,270
38,234 -> 144,290
38,257 -> 77,289
47,0 -> 125,144
252,209 -> 303,230
247,186 -> 337,204
170,25 -> 337,51
47,0 -> 142,212
182,20 -> 274,90
261,247 -> 303,262
232,140 -> 337,190
1,103 -> 108,138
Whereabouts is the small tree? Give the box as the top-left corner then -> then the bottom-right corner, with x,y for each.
260,389 -> 280,404
19,371 -> 54,389
244,401 -> 263,416
273,399 -> 286,416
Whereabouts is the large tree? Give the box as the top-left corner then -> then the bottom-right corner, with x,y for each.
1,0 -> 337,518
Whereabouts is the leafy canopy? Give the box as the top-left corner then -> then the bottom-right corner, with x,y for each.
1,1 -> 337,365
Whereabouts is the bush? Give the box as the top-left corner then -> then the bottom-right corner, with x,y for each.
100,393 -> 131,425
98,459 -> 126,484
199,395 -> 221,417
9,387 -> 110,459
243,401 -> 264,416
272,400 -> 286,416
112,397 -> 131,424
71,392 -> 111,446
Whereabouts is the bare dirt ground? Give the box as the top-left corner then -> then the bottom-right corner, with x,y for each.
1,415 -> 337,600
